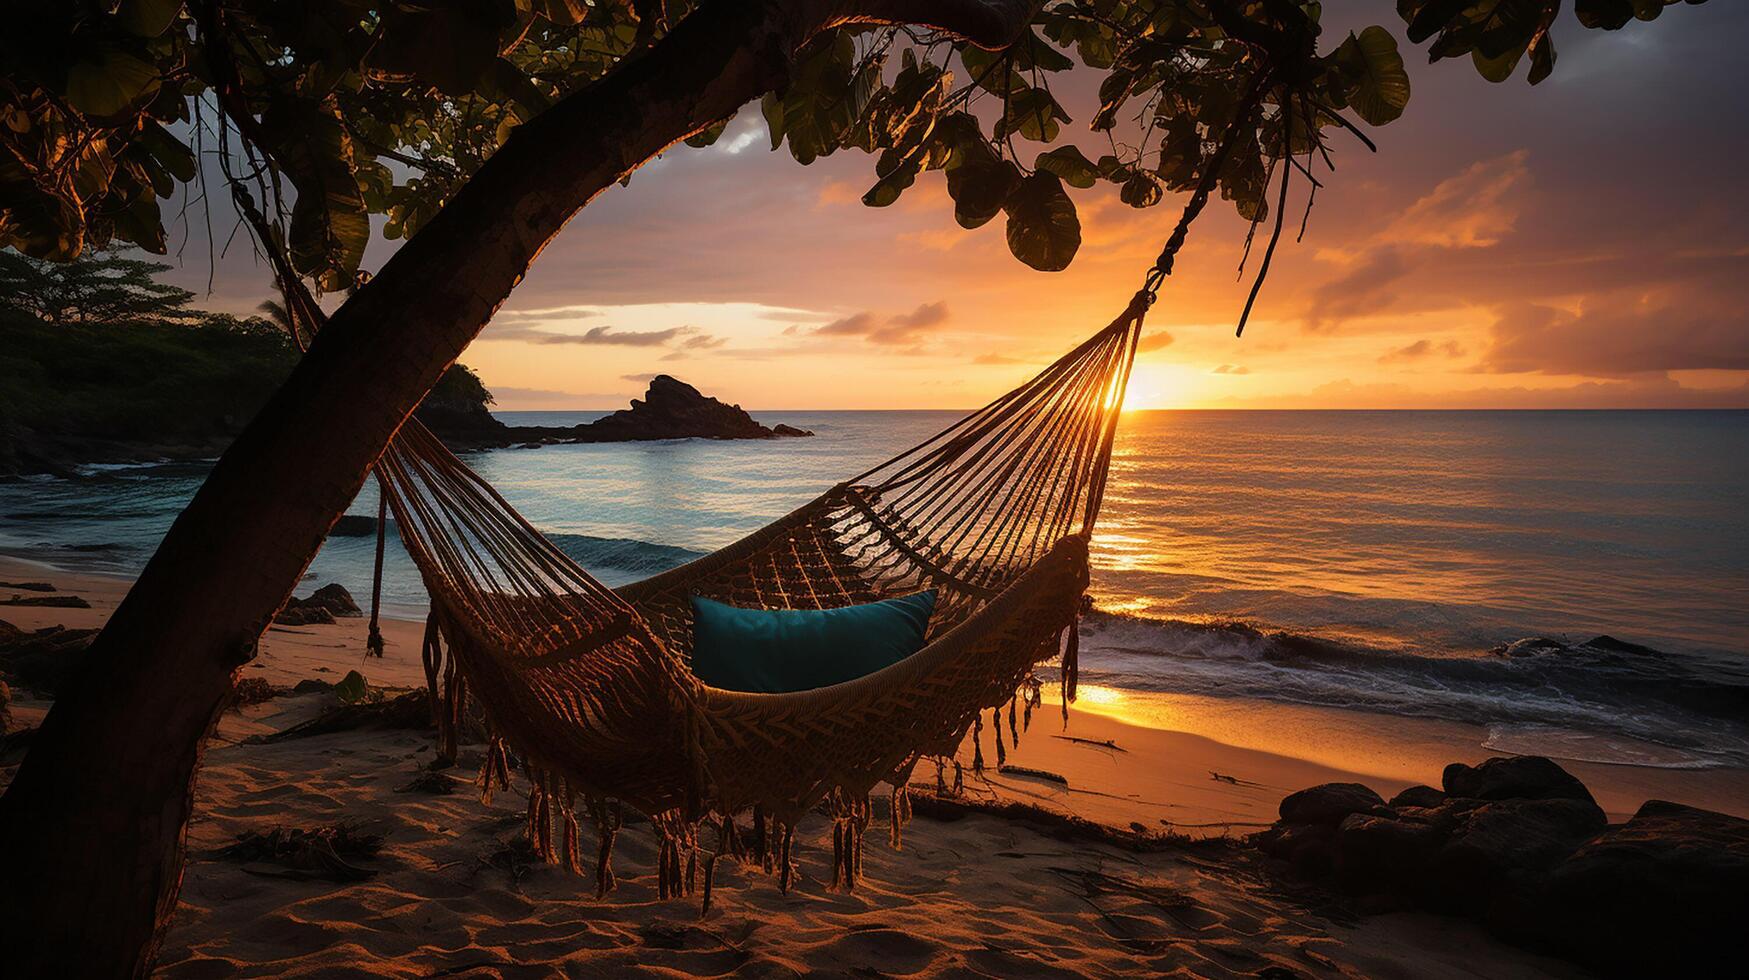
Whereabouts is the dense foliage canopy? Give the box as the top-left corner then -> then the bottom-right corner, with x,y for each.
0,1 -> 1705,302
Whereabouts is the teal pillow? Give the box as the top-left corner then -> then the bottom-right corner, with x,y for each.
689,591 -> 938,693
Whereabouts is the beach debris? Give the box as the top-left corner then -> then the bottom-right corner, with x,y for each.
906,785 -> 1229,853
0,595 -> 90,608
478,834 -> 544,888
1052,734 -> 1125,752
333,669 -> 370,704
0,624 -> 98,695
244,690 -> 429,743
0,581 -> 55,592
229,677 -> 279,709
219,823 -> 384,882
397,767 -> 460,795
292,678 -> 334,695
998,764 -> 1069,785
1209,770 -> 1267,789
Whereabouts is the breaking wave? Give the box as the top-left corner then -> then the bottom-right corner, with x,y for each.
1075,610 -> 1749,769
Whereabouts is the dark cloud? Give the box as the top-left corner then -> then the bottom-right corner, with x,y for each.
573,325 -> 689,346
889,300 -> 949,330
1380,339 -> 1465,363
1480,300 -> 1749,376
814,311 -> 876,337
495,305 -> 601,320
812,302 -> 949,345
486,323 -> 695,346
1302,246 -> 1413,333
1137,330 -> 1173,353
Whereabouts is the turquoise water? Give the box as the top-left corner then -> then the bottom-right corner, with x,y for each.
3,410 -> 1746,767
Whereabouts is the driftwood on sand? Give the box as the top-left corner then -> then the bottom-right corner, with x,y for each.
1053,734 -> 1125,751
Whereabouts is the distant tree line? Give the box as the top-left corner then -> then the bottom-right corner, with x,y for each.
0,250 -> 492,475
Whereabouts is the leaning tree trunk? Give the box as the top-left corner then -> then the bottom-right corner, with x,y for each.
0,0 -> 1031,975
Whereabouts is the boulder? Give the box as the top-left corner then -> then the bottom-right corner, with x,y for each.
1427,797 -> 1607,911
1257,822 -> 1337,877
1543,800 -> 1749,976
329,515 -> 378,537
1278,782 -> 1385,827
1388,785 -> 1446,809
302,583 -> 362,617
1442,756 -> 1596,805
276,583 -> 361,625
1334,811 -> 1447,890
771,424 -> 815,437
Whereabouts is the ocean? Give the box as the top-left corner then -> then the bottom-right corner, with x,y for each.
4,409 -> 1746,769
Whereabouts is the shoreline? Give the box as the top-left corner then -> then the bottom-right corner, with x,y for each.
8,555 -> 1745,829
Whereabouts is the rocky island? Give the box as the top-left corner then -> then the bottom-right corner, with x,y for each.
430,374 -> 812,450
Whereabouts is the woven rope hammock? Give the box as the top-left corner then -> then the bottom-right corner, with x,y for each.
363,295 -> 1144,902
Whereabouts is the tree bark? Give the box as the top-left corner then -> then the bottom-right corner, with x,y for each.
0,0 -> 1033,975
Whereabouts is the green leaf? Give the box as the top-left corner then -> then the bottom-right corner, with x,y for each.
1527,28 -> 1557,84
761,92 -> 786,150
1035,145 -> 1099,189
1120,172 -> 1162,209
1003,172 -> 1080,272
685,118 -> 729,148
334,670 -> 369,704
1404,0 -> 1473,43
138,121 -> 195,182
996,87 -> 1069,143
1334,27 -> 1411,125
945,133 -> 1020,229
863,156 -> 919,207
65,51 -> 162,118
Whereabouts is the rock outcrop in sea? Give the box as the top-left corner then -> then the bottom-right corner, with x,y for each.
571,376 -> 810,442
419,375 -> 812,449
1258,755 -> 1748,977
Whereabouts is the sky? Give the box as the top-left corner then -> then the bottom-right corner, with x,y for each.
157,1 -> 1749,411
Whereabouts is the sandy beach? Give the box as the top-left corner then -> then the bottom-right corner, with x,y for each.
3,556 -> 1742,976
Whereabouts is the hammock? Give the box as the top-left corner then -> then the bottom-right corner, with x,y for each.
362,293 -> 1148,901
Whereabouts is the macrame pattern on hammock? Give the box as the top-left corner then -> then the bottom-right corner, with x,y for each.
363,293 -> 1145,906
